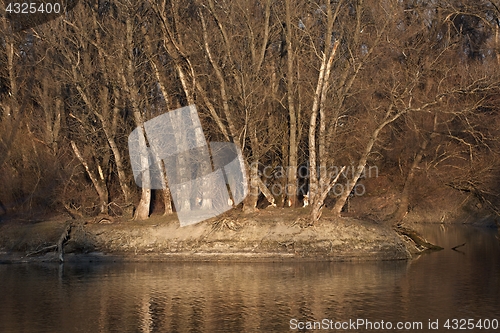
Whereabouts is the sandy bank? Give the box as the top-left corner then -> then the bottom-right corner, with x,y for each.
0,209 -> 414,263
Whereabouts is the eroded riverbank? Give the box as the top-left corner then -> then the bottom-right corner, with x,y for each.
0,209 -> 423,263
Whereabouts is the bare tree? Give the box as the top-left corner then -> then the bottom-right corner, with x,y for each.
198,0 -> 277,212
120,13 -> 151,220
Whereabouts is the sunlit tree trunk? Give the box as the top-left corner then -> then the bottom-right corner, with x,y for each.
332,104 -> 404,216
123,16 -> 151,220
200,6 -> 276,211
308,43 -> 339,207
285,0 -> 298,207
92,15 -> 132,207
142,31 -> 173,214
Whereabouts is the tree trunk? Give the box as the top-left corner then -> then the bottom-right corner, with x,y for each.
394,113 -> 437,224
71,141 -> 109,214
6,40 -> 18,120
243,160 -> 260,212
131,121 -> 152,220
318,2 -> 336,194
393,138 -> 429,224
123,16 -> 151,220
170,107 -> 191,212
332,105 -> 404,216
200,11 -> 238,141
57,224 -> 72,262
285,0 -> 298,207
98,87 -> 132,205
41,78 -> 62,153
310,166 -> 346,223
496,24 -> 500,66
160,159 -> 173,215
72,18 -> 131,207
308,55 -> 327,206
200,6 -> 275,212
308,42 -> 339,206
142,30 -> 175,215
318,41 -> 339,191
135,187 -> 152,220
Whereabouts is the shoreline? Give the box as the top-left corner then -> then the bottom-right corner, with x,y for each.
0,250 -> 411,265
0,208 -> 458,264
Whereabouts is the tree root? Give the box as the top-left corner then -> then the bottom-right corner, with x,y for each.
211,217 -> 240,232
290,217 -> 312,228
395,225 -> 443,251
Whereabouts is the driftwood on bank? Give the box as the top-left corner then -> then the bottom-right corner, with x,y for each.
57,224 -> 72,262
395,225 -> 444,251
25,223 -> 73,261
26,244 -> 57,257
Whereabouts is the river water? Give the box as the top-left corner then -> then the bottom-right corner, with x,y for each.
0,225 -> 498,332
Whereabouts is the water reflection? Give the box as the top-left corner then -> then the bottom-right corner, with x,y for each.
0,225 -> 498,333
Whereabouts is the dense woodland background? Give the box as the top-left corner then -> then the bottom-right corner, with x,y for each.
1,0 -> 500,223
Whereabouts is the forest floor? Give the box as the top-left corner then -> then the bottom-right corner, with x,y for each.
0,207 -> 418,263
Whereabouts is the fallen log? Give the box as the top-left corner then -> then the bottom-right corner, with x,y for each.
57,224 -> 72,262
26,245 -> 57,257
24,223 -> 74,260
395,225 -> 444,251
